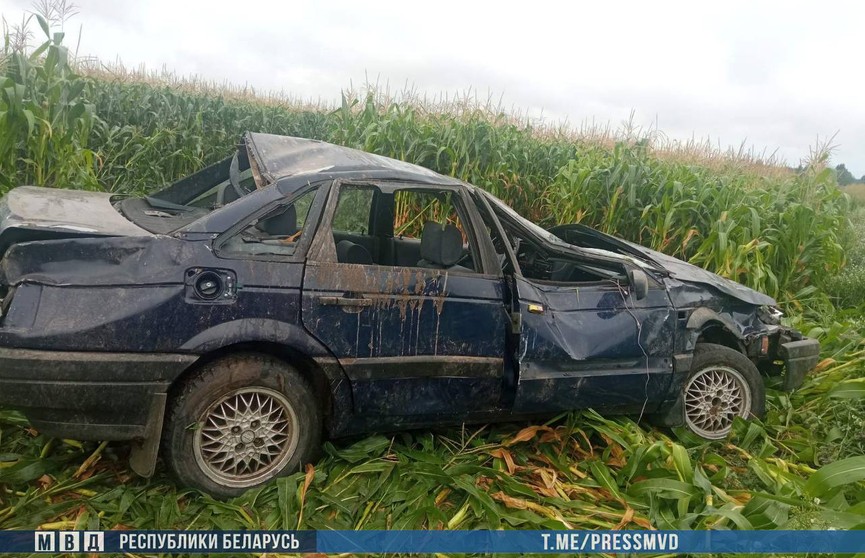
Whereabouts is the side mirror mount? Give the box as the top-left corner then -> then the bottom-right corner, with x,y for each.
627,268 -> 649,301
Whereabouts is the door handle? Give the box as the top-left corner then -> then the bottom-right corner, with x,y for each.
318,296 -> 373,307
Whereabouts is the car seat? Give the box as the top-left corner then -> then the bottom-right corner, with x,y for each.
336,240 -> 374,265
257,205 -> 298,237
417,222 -> 472,272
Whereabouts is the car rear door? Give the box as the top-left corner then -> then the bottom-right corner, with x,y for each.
301,180 -> 510,418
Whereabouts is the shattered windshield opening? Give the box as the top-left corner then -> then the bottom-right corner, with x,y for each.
482,191 -> 570,247
115,146 -> 263,234
483,190 -> 660,271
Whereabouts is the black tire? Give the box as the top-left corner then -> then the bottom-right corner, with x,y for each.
681,343 -> 765,440
162,353 -> 321,498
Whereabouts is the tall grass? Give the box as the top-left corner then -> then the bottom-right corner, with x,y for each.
825,204 -> 865,308
550,142 -> 848,300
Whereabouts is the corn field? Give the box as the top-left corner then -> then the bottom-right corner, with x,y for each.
1,12 -> 864,552
0,17 -> 852,303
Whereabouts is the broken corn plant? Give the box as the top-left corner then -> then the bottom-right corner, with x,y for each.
2,357 -> 864,534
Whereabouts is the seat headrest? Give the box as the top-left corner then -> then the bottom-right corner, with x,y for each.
259,205 -> 297,236
420,222 -> 463,267
218,183 -> 241,205
336,240 -> 374,265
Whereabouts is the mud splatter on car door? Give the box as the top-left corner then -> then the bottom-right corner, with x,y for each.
301,181 -> 510,417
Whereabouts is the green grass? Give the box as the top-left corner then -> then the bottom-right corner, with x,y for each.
1,9 -> 865,555
824,205 -> 865,308
843,183 -> 865,204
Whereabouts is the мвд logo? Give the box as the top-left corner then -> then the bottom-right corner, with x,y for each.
34,531 -> 105,552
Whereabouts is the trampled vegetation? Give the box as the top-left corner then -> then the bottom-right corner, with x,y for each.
1,9 -> 864,550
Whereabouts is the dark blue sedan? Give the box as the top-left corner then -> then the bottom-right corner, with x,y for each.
0,133 -> 820,497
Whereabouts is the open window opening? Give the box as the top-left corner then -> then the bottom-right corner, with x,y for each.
504,225 -> 626,282
218,186 -> 318,257
328,184 -> 480,273
482,194 -> 627,284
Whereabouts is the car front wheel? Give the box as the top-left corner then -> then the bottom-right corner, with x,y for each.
682,343 -> 765,440
162,353 -> 321,498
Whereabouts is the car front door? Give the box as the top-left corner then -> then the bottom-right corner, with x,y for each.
512,273 -> 675,414
301,180 -> 510,418
475,193 -> 676,415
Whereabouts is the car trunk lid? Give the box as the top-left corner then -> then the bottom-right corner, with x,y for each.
0,186 -> 150,257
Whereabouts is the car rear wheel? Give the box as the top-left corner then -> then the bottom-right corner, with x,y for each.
162,353 -> 321,498
683,343 -> 765,440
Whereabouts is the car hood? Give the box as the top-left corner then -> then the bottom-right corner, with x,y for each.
550,224 -> 776,307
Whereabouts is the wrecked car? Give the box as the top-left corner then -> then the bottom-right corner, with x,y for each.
0,133 -> 820,497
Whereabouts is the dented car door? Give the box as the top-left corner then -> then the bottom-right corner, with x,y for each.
473,190 -> 678,415
512,274 -> 676,414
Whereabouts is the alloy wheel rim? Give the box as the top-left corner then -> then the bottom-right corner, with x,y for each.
193,387 -> 298,487
684,365 -> 751,440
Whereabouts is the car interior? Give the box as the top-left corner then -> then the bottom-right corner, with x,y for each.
218,187 -> 317,256
507,233 -> 627,283
329,186 -> 478,272
479,198 -> 629,284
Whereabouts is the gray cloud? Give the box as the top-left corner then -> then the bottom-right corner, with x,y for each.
2,0 -> 863,175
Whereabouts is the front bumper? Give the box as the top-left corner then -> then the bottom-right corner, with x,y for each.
779,338 -> 821,391
0,347 -> 196,440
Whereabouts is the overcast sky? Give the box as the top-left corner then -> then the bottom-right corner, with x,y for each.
3,0 -> 864,176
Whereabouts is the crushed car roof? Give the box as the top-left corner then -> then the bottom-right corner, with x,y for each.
245,133 -> 462,185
